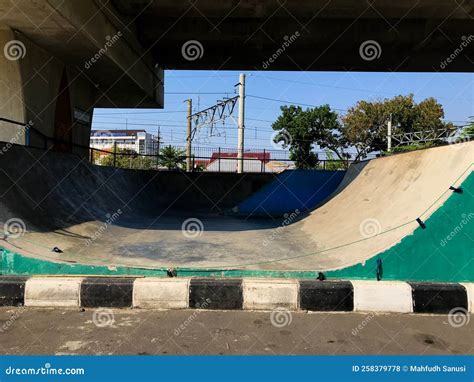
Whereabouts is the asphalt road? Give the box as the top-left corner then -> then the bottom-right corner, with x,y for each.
0,308 -> 472,355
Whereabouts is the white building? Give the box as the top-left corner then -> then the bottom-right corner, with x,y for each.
90,129 -> 158,155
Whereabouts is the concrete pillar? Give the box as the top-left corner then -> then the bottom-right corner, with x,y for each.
0,27 -> 97,157
0,28 -> 26,144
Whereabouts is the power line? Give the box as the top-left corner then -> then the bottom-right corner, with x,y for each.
92,121 -> 184,128
251,74 -> 430,99
168,92 -> 234,95
247,94 -> 347,112
167,75 -> 237,79
94,110 -> 186,115
93,116 -> 185,123
247,117 -> 274,123
252,74 -> 395,95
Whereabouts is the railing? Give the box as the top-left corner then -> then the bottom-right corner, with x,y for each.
0,117 -> 352,173
89,144 -> 352,173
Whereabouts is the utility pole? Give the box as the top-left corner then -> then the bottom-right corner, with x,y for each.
156,125 -> 161,169
387,113 -> 392,153
186,99 -> 192,172
157,126 -> 161,154
237,73 -> 246,174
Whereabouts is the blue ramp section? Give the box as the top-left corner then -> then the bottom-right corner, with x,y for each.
234,170 -> 346,217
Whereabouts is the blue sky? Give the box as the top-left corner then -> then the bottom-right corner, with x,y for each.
93,70 -> 474,151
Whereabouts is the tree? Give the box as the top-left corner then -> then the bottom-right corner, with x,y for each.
461,118 -> 474,139
271,105 -> 350,169
343,94 -> 454,159
323,150 -> 347,170
101,148 -> 156,170
158,145 -> 186,170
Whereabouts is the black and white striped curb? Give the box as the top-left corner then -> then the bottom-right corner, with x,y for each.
0,277 -> 472,314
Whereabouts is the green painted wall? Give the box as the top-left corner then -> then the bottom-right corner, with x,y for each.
1,171 -> 473,282
325,171 -> 474,282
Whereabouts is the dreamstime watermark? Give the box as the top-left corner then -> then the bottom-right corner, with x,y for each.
440,35 -> 474,70
0,120 -> 34,155
85,209 -> 122,246
446,307 -> 470,328
181,40 -> 204,61
352,312 -> 376,336
263,209 -> 300,247
181,218 -> 204,239
262,31 -> 300,69
271,130 -> 293,150
3,218 -> 26,239
5,363 -> 85,376
174,298 -> 211,336
359,218 -> 381,238
270,307 -> 293,328
0,306 -> 26,333
4,40 -> 26,61
440,212 -> 474,247
92,308 -> 115,328
359,40 -> 382,61
84,31 -> 123,70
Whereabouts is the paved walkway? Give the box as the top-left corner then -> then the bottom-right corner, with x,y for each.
0,308 -> 472,355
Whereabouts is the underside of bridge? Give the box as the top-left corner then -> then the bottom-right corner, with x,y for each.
0,1 -> 472,154
112,0 -> 474,72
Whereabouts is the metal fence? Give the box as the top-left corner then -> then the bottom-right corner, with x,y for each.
89,144 -> 353,173
0,117 -> 361,173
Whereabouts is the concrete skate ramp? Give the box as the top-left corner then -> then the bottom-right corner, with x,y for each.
0,142 -> 472,274
294,143 -> 473,270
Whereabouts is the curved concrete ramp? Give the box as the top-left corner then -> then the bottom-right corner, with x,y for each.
0,142 -> 472,276
290,143 -> 473,270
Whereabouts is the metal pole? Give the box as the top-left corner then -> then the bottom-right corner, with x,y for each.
186,99 -> 192,172
237,73 -> 246,174
218,147 -> 221,173
387,113 -> 392,153
113,141 -> 117,167
156,126 -> 160,169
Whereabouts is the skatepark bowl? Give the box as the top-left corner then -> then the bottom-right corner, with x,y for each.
0,141 -> 473,282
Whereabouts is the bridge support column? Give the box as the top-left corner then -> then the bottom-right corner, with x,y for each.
0,27 -> 97,157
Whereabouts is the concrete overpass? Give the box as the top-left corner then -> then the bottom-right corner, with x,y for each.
0,0 -> 163,153
0,0 -> 473,154
113,0 -> 474,72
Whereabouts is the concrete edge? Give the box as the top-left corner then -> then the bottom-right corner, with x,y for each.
243,278 -> 299,310
133,278 -> 190,309
408,282 -> 469,314
460,283 -> 474,313
0,277 -> 471,314
25,277 -> 83,307
352,280 -> 413,313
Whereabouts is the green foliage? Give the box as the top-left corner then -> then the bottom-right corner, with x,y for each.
193,162 -> 206,172
101,148 -> 157,170
461,118 -> 474,139
381,142 -> 438,155
158,145 -> 186,170
99,146 -> 186,171
271,105 -> 350,169
343,94 -> 454,159
323,150 -> 348,170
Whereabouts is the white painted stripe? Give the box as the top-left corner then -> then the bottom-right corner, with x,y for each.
352,280 -> 413,313
25,277 -> 82,307
243,279 -> 298,310
133,278 -> 190,309
461,283 -> 474,313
